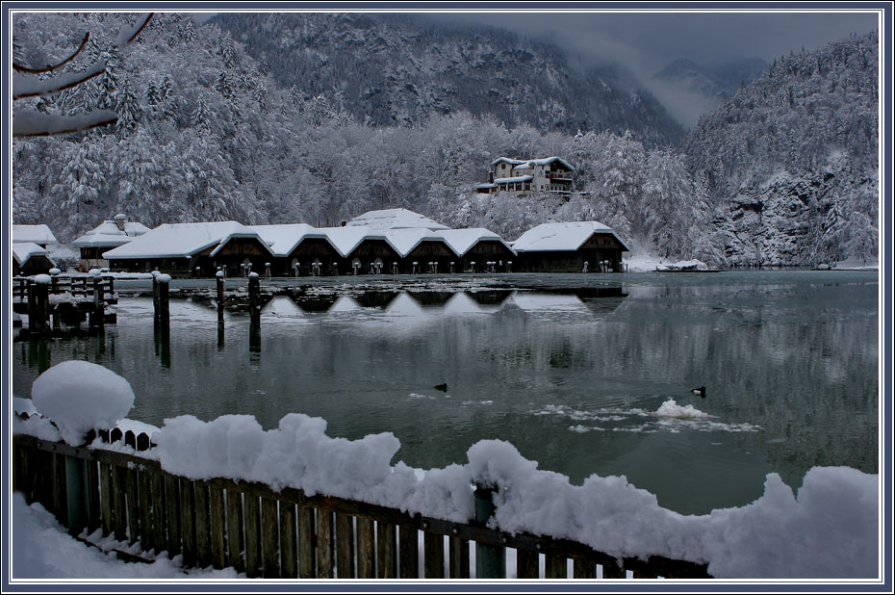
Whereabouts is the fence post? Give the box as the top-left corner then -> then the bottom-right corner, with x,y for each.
64,455 -> 88,537
474,485 -> 506,578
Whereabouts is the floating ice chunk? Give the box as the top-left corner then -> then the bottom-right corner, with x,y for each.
655,398 -> 711,419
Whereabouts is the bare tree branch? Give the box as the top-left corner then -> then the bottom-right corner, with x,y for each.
115,13 -> 154,47
13,61 -> 106,99
12,13 -> 155,137
12,108 -> 117,137
13,32 -> 90,74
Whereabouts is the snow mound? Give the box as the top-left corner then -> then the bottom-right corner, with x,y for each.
656,259 -> 713,272
150,410 -> 877,577
655,398 -> 711,419
31,362 -> 135,445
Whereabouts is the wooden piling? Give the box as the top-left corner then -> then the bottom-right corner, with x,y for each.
216,272 -> 225,318
157,275 -> 170,329
28,280 -> 50,335
248,273 -> 261,326
92,275 -> 105,330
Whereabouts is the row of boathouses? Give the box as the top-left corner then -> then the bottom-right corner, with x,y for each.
15,209 -> 630,277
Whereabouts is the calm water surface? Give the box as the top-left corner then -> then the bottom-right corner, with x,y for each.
12,271 -> 878,514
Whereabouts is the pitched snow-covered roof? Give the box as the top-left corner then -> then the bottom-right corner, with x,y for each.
512,222 -> 630,252
347,208 -> 449,231
491,157 -> 575,171
13,224 -> 57,245
494,175 -> 533,184
71,220 -> 151,249
318,226 -> 392,258
384,228 -> 457,258
434,228 -> 514,257
103,221 -> 259,260
12,242 -> 52,266
250,224 -> 330,257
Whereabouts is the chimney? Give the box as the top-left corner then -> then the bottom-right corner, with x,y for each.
113,213 -> 127,232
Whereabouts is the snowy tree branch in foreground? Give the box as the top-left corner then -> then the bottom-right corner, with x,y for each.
12,108 -> 118,138
12,13 -> 153,137
13,32 -> 90,74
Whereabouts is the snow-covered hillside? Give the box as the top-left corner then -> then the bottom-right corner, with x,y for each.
213,13 -> 685,147
686,33 -> 878,267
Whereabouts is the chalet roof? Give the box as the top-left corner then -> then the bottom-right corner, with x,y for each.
103,221 -> 262,260
72,219 -> 151,248
318,226 -> 391,258
12,242 -> 53,266
385,228 -> 457,258
491,156 -> 575,171
434,228 -> 514,257
512,222 -> 630,253
250,224 -> 330,257
347,208 -> 449,231
13,224 -> 57,245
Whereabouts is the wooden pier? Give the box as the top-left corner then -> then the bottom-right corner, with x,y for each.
12,275 -> 118,335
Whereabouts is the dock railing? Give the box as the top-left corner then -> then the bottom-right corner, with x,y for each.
12,431 -> 711,580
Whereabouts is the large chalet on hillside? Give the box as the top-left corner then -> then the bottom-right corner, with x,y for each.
476,157 -> 575,197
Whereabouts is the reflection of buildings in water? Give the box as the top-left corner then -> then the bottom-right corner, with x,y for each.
289,289 -> 626,318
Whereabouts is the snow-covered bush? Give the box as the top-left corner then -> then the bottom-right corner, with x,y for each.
31,361 -> 135,445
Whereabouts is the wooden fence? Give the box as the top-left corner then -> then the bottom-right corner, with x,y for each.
12,432 -> 711,580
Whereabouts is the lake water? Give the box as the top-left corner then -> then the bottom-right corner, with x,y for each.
11,271 -> 879,515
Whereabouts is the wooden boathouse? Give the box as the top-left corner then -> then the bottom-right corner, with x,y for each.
512,222 -> 629,273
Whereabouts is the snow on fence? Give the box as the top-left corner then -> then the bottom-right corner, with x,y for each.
11,430 -> 710,579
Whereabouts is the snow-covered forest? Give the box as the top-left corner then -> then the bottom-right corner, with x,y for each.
11,13 -> 879,267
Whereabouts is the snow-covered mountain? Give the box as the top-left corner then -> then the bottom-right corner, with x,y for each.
654,57 -> 768,101
686,32 -> 878,266
212,13 -> 685,148
11,14 -> 877,268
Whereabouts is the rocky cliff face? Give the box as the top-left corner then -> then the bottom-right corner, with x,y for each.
213,13 -> 685,147
687,33 -> 878,266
